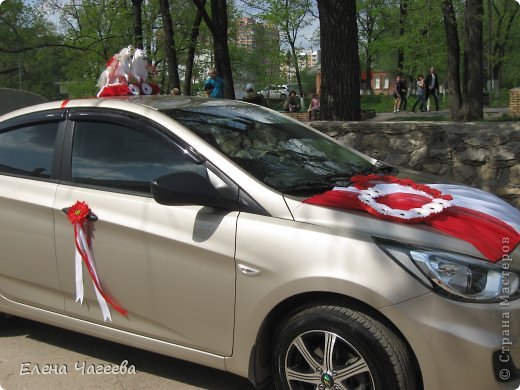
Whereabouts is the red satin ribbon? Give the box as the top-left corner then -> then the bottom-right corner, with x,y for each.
73,225 -> 127,316
304,190 -> 520,262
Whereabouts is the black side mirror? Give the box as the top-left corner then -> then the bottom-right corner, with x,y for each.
151,171 -> 236,209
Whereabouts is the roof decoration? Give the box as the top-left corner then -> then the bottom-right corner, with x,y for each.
96,46 -> 160,98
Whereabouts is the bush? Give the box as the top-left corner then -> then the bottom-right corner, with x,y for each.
488,89 -> 509,108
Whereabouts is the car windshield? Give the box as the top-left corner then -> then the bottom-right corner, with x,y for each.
161,105 -> 374,195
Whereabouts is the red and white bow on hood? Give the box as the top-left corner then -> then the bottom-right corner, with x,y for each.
304,175 -> 520,262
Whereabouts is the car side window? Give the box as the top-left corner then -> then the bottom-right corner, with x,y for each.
0,122 -> 59,178
71,120 -> 205,194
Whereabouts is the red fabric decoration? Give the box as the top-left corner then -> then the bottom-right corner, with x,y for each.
67,201 -> 89,225
303,176 -> 520,262
67,201 -> 127,318
97,84 -> 131,98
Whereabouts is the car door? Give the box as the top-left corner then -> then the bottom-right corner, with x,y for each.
0,111 -> 66,312
53,109 -> 237,356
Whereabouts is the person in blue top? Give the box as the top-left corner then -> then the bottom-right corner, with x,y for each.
205,68 -> 224,98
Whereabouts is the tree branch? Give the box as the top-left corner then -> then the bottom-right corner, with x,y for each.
0,43 -> 98,54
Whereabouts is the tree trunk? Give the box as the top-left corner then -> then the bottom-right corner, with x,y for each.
491,4 -> 518,82
193,0 -> 235,99
131,0 -> 143,49
317,0 -> 361,121
289,42 -> 304,97
365,52 -> 373,92
159,0 -> 180,91
441,0 -> 463,120
184,2 -> 205,96
463,0 -> 483,121
397,0 -> 407,72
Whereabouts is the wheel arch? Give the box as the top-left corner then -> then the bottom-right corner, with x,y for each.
247,291 -> 424,389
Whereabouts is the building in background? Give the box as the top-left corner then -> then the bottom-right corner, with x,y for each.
235,17 -> 281,94
236,17 -> 279,51
302,49 -> 321,68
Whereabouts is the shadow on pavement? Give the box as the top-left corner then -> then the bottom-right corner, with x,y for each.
0,315 -> 258,390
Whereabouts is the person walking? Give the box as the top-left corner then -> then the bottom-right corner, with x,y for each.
411,75 -> 426,112
393,75 -> 402,113
425,67 -> 440,111
307,93 -> 320,121
205,68 -> 224,98
398,76 -> 408,112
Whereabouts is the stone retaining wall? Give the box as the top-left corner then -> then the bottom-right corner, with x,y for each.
308,121 -> 520,208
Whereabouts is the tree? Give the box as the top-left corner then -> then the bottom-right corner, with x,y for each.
184,1 -> 205,95
441,0 -> 483,121
131,0 -> 144,49
193,0 -> 235,99
317,0 -> 361,120
463,0 -> 484,120
357,0 -> 391,92
397,0 -> 408,72
441,0 -> 463,120
488,0 -> 519,85
229,15 -> 282,98
0,0 -> 67,98
43,0 -> 134,97
242,0 -> 313,97
158,0 -> 181,91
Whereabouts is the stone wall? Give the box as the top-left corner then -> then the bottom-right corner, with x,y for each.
309,121 -> 520,208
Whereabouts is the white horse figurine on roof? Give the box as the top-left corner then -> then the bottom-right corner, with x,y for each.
96,46 -> 133,89
130,48 -> 148,85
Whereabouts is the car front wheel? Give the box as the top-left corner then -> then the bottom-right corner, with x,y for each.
272,305 -> 418,390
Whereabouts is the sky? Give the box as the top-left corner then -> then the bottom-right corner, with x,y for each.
4,0 -> 320,50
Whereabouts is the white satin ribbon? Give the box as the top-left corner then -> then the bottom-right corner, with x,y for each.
74,225 -> 112,322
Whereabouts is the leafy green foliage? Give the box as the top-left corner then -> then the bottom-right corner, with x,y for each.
0,0 -> 65,98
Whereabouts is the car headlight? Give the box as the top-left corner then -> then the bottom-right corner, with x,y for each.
377,240 -> 520,303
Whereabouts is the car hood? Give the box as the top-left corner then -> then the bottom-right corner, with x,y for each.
285,180 -> 520,262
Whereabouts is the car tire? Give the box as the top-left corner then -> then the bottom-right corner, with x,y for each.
280,94 -> 287,99
272,305 -> 417,390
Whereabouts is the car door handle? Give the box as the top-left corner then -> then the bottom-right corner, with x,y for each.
61,207 -> 99,222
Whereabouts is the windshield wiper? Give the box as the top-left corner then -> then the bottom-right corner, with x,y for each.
338,162 -> 398,185
319,163 -> 399,189
359,161 -> 398,175
279,180 -> 335,196
278,162 -> 399,196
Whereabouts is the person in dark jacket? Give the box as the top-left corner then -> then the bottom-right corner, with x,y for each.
242,83 -> 265,106
283,90 -> 301,112
398,77 -> 408,112
425,67 -> 440,111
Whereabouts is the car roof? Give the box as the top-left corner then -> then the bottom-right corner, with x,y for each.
0,95 -> 251,121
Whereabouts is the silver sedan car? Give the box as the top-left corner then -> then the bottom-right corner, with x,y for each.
0,96 -> 518,390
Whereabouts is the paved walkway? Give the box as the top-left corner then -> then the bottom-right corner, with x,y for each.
368,107 -> 509,121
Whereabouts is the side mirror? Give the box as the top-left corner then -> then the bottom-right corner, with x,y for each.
151,171 -> 236,209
